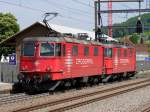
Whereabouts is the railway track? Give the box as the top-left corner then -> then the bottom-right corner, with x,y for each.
0,93 -> 50,105
142,107 -> 150,112
0,77 -> 137,105
12,78 -> 150,112
141,104 -> 150,112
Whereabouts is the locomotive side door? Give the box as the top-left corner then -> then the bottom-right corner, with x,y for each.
63,43 -> 72,79
104,47 -> 113,74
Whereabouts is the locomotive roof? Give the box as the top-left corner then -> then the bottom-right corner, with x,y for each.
103,43 -> 133,48
23,37 -> 102,45
23,37 -> 134,48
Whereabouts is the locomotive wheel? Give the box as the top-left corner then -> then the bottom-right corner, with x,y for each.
89,76 -> 99,86
71,79 -> 77,88
25,80 -> 62,94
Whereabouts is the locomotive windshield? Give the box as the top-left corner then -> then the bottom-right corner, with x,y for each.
22,42 -> 35,56
40,43 -> 61,56
40,43 -> 54,56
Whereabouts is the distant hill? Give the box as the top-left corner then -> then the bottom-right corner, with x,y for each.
102,13 -> 150,38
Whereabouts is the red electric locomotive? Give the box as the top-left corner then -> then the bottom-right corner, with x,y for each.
13,36 -> 136,92
103,44 -> 136,82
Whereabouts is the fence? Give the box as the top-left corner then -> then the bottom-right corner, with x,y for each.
0,62 -> 19,83
136,61 -> 150,71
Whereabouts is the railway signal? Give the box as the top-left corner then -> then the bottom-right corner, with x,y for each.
136,17 -> 143,34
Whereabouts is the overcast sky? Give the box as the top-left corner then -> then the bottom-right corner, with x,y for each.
0,0 -> 147,31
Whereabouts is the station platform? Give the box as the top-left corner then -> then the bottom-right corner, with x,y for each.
0,82 -> 12,94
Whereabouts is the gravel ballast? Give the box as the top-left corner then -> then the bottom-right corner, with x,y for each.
0,78 -> 150,112
63,85 -> 150,112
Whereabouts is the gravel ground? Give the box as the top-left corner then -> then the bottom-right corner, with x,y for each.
0,71 -> 149,112
0,78 -> 147,112
0,83 -> 12,91
136,70 -> 150,78
62,85 -> 150,112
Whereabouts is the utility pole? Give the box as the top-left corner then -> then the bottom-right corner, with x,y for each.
108,0 -> 112,37
139,0 -> 141,16
146,0 -> 150,9
95,1 -> 97,41
94,0 -> 144,41
95,0 -> 102,41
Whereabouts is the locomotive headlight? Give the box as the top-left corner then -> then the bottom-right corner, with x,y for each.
21,66 -> 28,71
34,61 -> 39,66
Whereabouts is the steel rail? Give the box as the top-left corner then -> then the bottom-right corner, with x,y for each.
141,106 -> 150,112
49,81 -> 150,112
0,78 -> 138,105
13,78 -> 150,112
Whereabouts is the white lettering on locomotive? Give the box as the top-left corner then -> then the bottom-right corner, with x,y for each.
120,59 -> 129,64
76,59 -> 93,65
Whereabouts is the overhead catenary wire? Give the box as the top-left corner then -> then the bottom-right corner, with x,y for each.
59,14 -> 94,25
0,0 -> 93,25
71,0 -> 94,8
0,0 -> 46,13
43,0 -> 93,17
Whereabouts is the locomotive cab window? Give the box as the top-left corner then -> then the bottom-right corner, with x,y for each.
55,43 -> 61,56
104,48 -> 112,58
124,49 -> 127,57
62,45 -> 66,56
94,47 -> 98,56
40,43 -> 54,56
22,42 -> 35,56
84,47 -> 89,56
130,48 -> 132,56
72,46 -> 78,56
118,48 -> 120,57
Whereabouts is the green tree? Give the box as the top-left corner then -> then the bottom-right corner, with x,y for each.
102,13 -> 150,38
129,33 -> 139,44
0,13 -> 20,58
